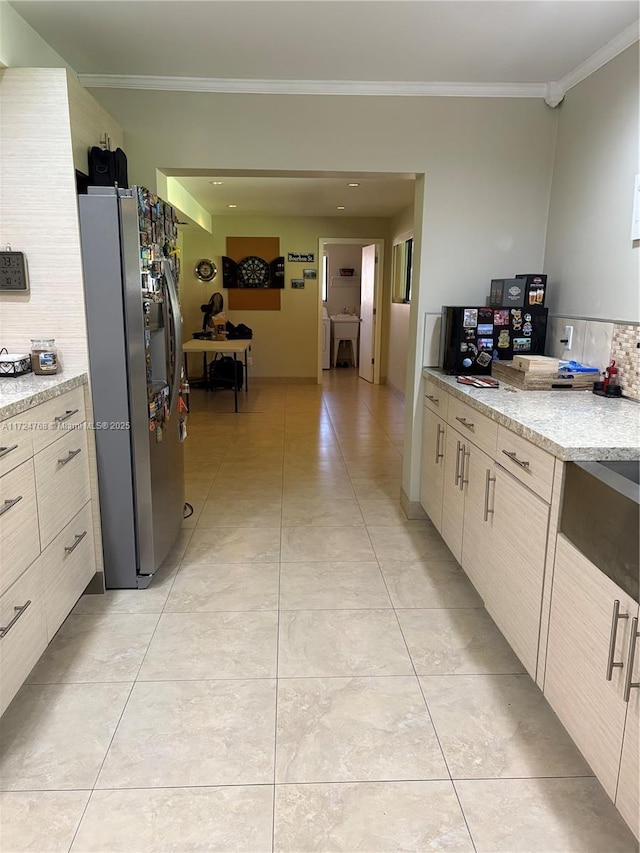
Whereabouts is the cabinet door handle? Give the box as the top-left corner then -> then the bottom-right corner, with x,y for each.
58,448 -> 82,466
0,444 -> 18,459
483,468 -> 496,521
501,449 -> 530,469
54,409 -> 79,423
434,424 -> 444,464
454,440 -> 462,485
623,617 -> 640,702
0,600 -> 31,639
460,446 -> 470,490
606,600 -> 629,680
426,394 -> 439,405
455,416 -> 475,431
64,530 -> 87,554
0,495 -> 22,518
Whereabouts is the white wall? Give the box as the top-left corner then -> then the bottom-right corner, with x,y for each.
325,243 -> 364,317
0,0 -> 71,69
386,204 -> 414,397
544,45 -> 640,323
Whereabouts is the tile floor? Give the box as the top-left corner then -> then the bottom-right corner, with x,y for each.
0,370 -> 637,852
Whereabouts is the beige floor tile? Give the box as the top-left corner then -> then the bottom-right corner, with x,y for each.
420,674 -> 593,779
281,497 -> 364,527
0,683 -> 132,790
350,477 -> 402,500
379,559 -> 482,609
397,609 -> 525,675
138,611 -> 278,680
368,526 -> 454,561
281,527 -> 374,562
283,479 -> 356,500
346,461 -> 403,479
278,610 -> 413,677
274,781 -> 474,852
166,561 -> 279,612
27,614 -> 159,684
188,526 -> 281,562
0,790 -> 91,853
96,679 -> 276,789
455,778 -> 638,852
197,497 -> 282,528
358,498 -> 431,527
207,480 -> 283,500
222,446 -> 284,462
279,561 -> 390,610
276,676 -> 447,783
71,786 -> 273,853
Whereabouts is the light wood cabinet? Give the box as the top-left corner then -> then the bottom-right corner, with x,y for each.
0,459 -> 41,596
461,446 -> 495,603
420,407 -> 446,533
440,426 -> 466,563
617,663 -> 639,839
545,535 -> 639,836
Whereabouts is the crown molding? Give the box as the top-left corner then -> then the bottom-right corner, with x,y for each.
557,19 -> 639,95
78,74 -> 546,99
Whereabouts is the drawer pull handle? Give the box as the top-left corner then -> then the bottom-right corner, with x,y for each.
483,468 -> 496,521
58,448 -> 82,466
64,530 -> 88,554
435,423 -> 444,463
54,409 -> 79,423
0,444 -> 18,459
426,394 -> 439,405
454,440 -> 462,485
455,416 -> 475,430
0,495 -> 22,518
0,600 -> 31,639
502,449 -> 530,469
606,600 -> 629,680
460,446 -> 470,490
623,617 -> 640,702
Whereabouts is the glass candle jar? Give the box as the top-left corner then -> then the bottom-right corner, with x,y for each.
30,338 -> 58,375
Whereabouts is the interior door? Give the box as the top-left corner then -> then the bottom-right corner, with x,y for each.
359,244 -> 377,382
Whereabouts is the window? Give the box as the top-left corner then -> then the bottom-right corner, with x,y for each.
392,236 -> 413,303
322,254 -> 329,302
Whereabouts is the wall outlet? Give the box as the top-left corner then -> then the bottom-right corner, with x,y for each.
561,324 -> 574,350
247,356 -> 253,366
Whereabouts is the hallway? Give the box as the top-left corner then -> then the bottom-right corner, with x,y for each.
0,372 -> 635,852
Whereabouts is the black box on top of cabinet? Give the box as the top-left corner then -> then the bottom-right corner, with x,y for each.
516,273 -> 547,307
489,278 -> 526,307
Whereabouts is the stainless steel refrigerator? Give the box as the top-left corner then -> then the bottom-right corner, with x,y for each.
79,186 -> 184,588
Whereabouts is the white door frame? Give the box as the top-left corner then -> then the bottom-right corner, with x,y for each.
317,236 -> 385,385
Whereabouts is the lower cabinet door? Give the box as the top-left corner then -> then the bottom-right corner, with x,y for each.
420,408 -> 446,532
484,464 -> 549,678
41,502 -> 95,641
461,447 -> 495,602
544,535 -> 635,802
0,559 -> 47,715
617,671 -> 639,839
440,427 -> 466,563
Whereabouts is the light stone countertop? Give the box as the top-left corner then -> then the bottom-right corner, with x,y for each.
422,368 -> 640,461
0,371 -> 88,421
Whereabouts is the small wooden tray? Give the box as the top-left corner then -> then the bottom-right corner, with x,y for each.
491,361 -> 595,390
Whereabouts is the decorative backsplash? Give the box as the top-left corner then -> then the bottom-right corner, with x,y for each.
611,324 -> 640,401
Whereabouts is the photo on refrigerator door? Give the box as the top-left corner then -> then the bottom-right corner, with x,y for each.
494,309 -> 509,326
513,337 -> 532,352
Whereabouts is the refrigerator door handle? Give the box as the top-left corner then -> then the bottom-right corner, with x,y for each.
163,260 -> 183,416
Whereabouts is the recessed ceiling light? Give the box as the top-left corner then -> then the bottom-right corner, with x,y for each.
347,183 -> 359,187
337,206 -> 345,210
228,204 -> 237,208
210,181 -> 224,185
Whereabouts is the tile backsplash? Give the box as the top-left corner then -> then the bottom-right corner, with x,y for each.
611,324 -> 640,401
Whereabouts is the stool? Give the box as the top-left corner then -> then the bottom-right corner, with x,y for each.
333,335 -> 359,367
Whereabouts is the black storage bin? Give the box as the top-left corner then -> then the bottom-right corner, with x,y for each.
208,356 -> 243,391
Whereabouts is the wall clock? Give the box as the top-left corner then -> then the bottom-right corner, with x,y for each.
237,255 -> 270,288
195,258 -> 217,282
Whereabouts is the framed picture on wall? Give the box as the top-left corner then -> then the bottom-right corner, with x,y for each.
303,269 -> 317,280
291,279 -> 305,289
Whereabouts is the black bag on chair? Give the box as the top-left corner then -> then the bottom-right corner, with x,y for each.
208,356 -> 243,391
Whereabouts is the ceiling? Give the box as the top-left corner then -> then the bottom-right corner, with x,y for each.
10,1 -> 639,83
9,0 -> 638,220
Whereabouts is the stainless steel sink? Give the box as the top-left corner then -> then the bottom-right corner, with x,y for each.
561,460 -> 639,603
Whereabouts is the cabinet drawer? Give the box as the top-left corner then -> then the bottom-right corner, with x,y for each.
447,395 -> 498,458
41,502 -> 95,641
0,558 -> 47,716
496,425 -> 555,502
0,414 -> 33,478
424,380 -> 448,419
0,459 -> 40,597
34,428 -> 90,549
28,386 -> 86,454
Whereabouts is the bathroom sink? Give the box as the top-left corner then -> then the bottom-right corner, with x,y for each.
331,314 -> 361,322
560,460 -> 639,602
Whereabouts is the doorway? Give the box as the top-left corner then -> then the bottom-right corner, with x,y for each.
318,237 -> 385,384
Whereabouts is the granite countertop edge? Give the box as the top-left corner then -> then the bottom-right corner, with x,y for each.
0,372 -> 88,421
422,368 -> 640,462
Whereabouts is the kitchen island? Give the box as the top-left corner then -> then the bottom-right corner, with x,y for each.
418,368 -> 639,840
